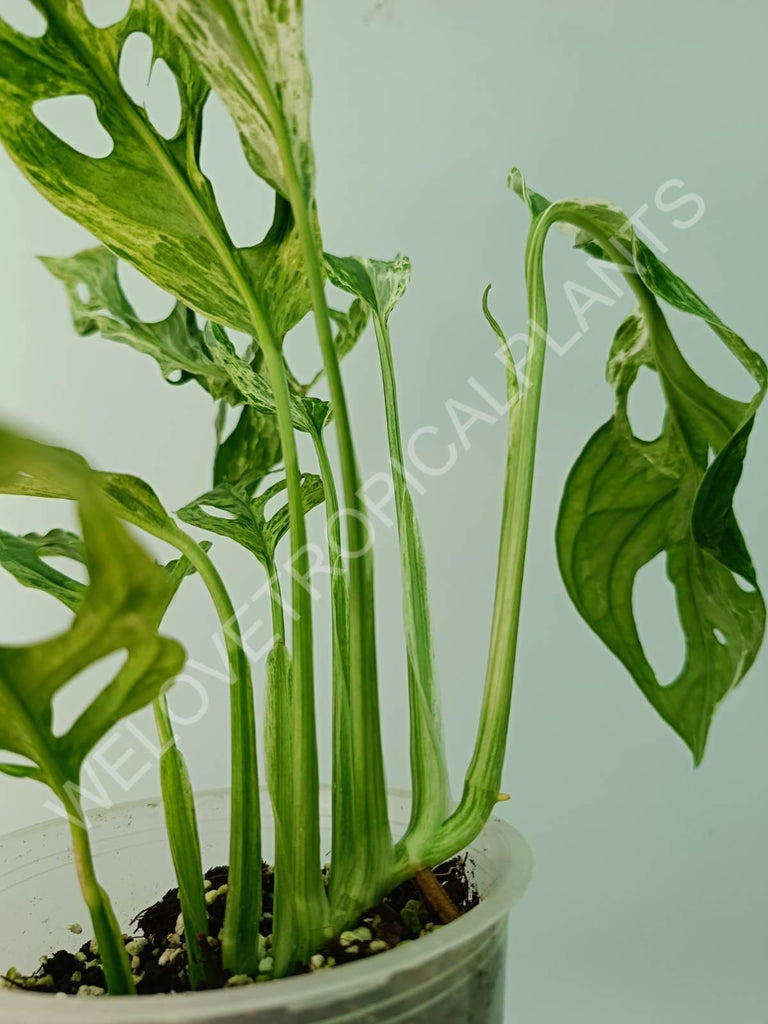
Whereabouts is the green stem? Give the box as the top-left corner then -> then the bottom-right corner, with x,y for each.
310,428 -> 355,921
62,791 -> 136,995
209,0 -> 391,914
171,533 -> 261,976
422,203 -> 668,866
291,193 -> 393,906
153,695 -> 213,990
420,209 -> 554,865
263,552 -> 330,975
266,557 -> 286,642
259,344 -> 327,963
369,312 -> 448,859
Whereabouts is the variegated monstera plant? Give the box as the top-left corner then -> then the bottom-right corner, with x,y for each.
0,0 -> 764,995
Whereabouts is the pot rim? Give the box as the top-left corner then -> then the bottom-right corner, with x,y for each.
0,788 -> 533,1021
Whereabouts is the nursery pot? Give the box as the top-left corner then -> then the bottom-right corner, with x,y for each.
0,789 -> 532,1023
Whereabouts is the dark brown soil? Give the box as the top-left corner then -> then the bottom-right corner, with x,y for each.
1,857 -> 477,996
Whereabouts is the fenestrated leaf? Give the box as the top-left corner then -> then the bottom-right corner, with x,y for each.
0,522 -> 209,620
153,0 -> 314,200
0,4 -> 310,337
178,473 -> 324,569
0,529 -> 86,611
1,439 -> 262,975
0,426 -> 185,783
508,173 -> 768,762
42,246 -> 241,401
41,244 -> 289,490
0,513 -> 215,990
203,321 -> 330,434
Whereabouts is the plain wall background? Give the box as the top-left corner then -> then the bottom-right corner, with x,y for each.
1,1 -> 767,1020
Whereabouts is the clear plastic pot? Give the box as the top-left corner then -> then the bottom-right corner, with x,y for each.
0,789 -> 532,1023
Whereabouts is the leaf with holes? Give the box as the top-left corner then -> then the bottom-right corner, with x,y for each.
203,322 -> 330,434
42,244 -> 286,489
0,513 -> 216,990
0,3 -> 310,337
508,173 -> 768,761
152,0 -> 313,200
42,246 -> 242,401
178,473 -> 324,570
0,426 -> 185,788
0,528 -> 86,611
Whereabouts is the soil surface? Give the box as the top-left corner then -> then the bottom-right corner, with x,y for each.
1,857 -> 477,996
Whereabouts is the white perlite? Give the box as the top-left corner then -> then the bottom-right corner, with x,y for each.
157,947 -> 183,968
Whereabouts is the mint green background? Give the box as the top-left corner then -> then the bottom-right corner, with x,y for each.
1,1 -> 767,1020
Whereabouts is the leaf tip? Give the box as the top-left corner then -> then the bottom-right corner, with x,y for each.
507,167 -> 523,191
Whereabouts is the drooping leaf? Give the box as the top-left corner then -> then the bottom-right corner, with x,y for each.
0,4 -> 310,336
0,426 -> 185,785
178,473 -> 324,569
153,0 -> 314,200
509,173 -> 767,762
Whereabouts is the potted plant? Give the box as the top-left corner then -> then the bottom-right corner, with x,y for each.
0,2 -> 764,1021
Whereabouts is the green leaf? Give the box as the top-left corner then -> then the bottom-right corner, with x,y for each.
0,761 -> 40,780
214,405 -> 282,492
42,245 -> 295,492
503,176 -> 768,763
304,298 -> 370,390
330,299 -> 371,361
2,444 -> 264,973
0,529 -> 86,612
0,5 -> 310,337
178,473 -> 324,569
0,520 -> 213,989
0,427 -> 185,778
203,321 -> 330,433
153,0 -> 314,200
42,246 -> 241,402
325,253 -> 412,322
0,426 -> 186,994
0,525 -> 209,626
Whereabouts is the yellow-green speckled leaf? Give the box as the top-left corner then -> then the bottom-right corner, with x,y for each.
0,1 -> 310,337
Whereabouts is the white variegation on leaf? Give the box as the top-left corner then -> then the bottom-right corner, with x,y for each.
153,0 -> 314,200
0,2 -> 310,337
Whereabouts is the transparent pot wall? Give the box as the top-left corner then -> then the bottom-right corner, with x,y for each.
0,790 -> 532,1024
